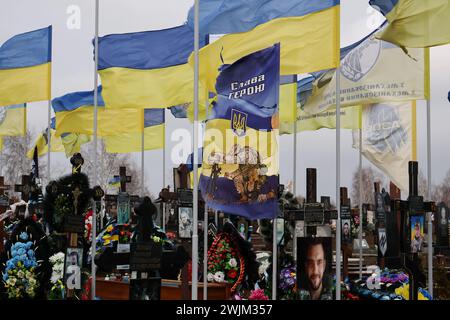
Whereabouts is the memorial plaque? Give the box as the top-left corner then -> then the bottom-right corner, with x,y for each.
437,203 -> 449,247
0,194 -> 9,207
62,214 -> 85,233
117,192 -> 131,225
130,241 -> 162,271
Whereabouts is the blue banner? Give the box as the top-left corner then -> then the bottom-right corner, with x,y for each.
200,44 -> 280,220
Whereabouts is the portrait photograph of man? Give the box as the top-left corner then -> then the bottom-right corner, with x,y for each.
178,206 -> 193,239
342,219 -> 352,245
297,237 -> 333,300
410,216 -> 424,254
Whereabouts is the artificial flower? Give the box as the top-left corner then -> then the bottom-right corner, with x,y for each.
214,271 -> 225,283
228,258 -> 237,268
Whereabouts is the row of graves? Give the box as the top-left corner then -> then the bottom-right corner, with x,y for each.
1,150 -> 449,300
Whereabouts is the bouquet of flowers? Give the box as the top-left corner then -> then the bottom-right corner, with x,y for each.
207,233 -> 242,288
279,264 -> 297,299
2,232 -> 39,299
234,288 -> 269,300
48,252 -> 65,300
84,210 -> 93,242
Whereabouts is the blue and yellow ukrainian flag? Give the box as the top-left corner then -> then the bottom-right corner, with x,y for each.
26,118 -> 64,158
0,104 -> 26,136
108,176 -> 121,189
189,1 -> 340,93
97,26 -> 207,109
0,26 -> 52,106
104,109 -> 165,153
60,132 -> 91,157
371,0 -> 450,48
52,87 -> 142,137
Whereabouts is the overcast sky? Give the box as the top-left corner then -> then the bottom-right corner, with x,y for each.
1,0 -> 450,201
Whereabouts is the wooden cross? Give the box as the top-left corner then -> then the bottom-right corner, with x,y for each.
14,175 -> 31,202
0,177 -> 10,197
0,176 -> 11,254
72,186 -> 82,215
115,167 -> 132,193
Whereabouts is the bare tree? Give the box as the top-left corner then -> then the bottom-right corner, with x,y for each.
81,140 -> 151,197
434,169 -> 450,206
350,166 -> 386,206
0,132 -> 32,191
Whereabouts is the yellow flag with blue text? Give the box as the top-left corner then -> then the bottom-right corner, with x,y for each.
302,25 -> 429,115
370,0 -> 450,48
280,106 -> 361,134
352,102 -> 415,193
0,27 -> 52,106
0,104 -> 26,136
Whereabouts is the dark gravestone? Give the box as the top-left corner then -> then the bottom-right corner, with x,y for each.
436,202 -> 449,248
14,175 -> 32,202
395,161 -> 435,300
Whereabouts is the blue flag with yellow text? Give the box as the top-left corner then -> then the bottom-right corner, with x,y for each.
199,44 -> 280,220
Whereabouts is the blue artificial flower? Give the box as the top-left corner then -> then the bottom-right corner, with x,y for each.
24,260 -> 31,268
6,260 -> 15,269
19,232 -> 28,241
27,249 -> 35,258
11,249 -> 18,257
26,242 -> 33,249
17,248 -> 26,256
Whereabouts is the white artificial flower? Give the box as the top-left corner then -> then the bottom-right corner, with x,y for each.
228,258 -> 237,268
28,278 -> 37,286
6,277 -> 16,286
207,273 -> 214,282
214,271 -> 225,283
17,270 -> 25,278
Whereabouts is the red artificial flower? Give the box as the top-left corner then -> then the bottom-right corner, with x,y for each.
227,269 -> 237,279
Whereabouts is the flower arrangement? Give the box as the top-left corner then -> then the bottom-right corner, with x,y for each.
279,264 -> 297,299
2,232 -> 39,299
84,210 -> 93,241
233,288 -> 269,300
207,232 -> 245,293
47,252 -> 65,300
53,194 -> 72,228
207,237 -> 239,283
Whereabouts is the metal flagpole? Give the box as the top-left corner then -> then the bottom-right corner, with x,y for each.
203,94 -> 209,300
203,205 -> 208,300
163,108 -> 166,189
335,67 -> 342,300
91,0 -> 100,300
47,101 -> 51,182
272,219 -> 277,300
192,0 -> 200,300
141,111 -> 145,197
358,127 -> 363,279
426,98 -> 433,297
293,122 -> 297,195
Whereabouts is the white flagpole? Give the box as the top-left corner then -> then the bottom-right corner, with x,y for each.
293,122 -> 297,196
192,0 -> 200,300
335,67 -> 342,300
358,127 -> 363,279
272,219 -> 277,300
426,98 -> 433,297
163,108 -> 166,189
47,100 -> 51,182
91,0 -> 100,300
203,95 -> 209,300
141,122 -> 145,197
203,205 -> 208,300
